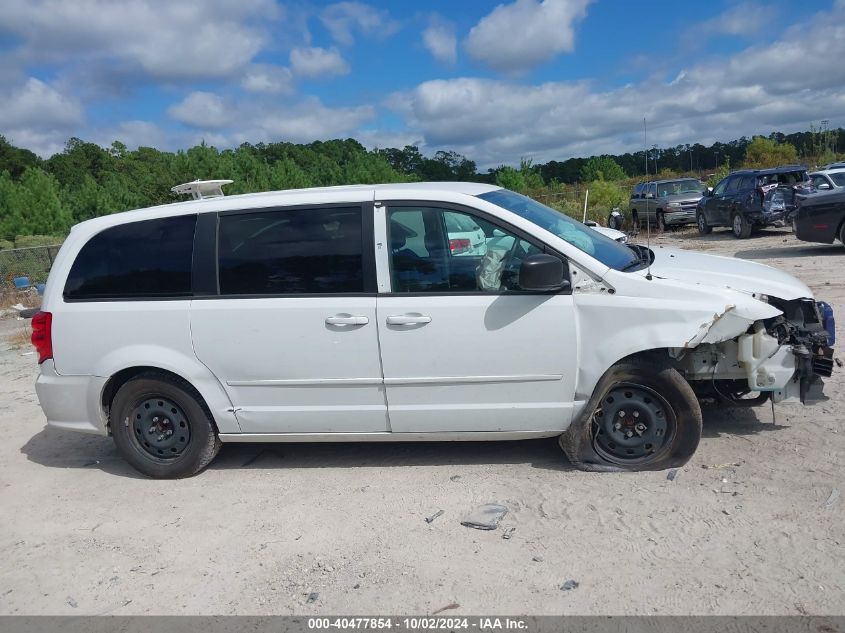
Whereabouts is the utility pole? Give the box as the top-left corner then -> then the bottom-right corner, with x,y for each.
821,119 -> 831,154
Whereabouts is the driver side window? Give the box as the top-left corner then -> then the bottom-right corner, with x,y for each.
712,178 -> 730,196
387,207 -> 548,293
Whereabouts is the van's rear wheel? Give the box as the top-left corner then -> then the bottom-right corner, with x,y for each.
559,358 -> 702,471
110,372 -> 221,478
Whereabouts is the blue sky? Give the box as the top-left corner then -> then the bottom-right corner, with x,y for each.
0,0 -> 843,166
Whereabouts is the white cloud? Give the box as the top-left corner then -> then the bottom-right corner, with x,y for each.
177,97 -> 376,145
1,0 -> 278,80
289,47 -> 350,79
0,77 -> 83,156
251,99 -> 375,142
241,64 -> 295,94
0,77 -> 83,130
168,92 -> 232,129
422,17 -> 457,65
465,0 -> 593,73
392,5 -> 845,166
320,2 -> 399,45
695,2 -> 776,37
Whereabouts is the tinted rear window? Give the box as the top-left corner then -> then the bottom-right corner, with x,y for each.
218,207 -> 363,295
64,215 -> 196,300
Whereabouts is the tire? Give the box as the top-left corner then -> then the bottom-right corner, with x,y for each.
631,210 -> 639,230
110,372 -> 221,478
656,212 -> 666,232
697,212 -> 712,235
559,358 -> 702,472
839,220 -> 845,247
731,212 -> 752,239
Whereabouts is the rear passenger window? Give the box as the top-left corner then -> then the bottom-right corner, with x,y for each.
739,176 -> 755,190
64,215 -> 196,300
218,207 -> 363,295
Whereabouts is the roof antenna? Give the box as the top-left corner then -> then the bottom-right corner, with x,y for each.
643,117 -> 653,280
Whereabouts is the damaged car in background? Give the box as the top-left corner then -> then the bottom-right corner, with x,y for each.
32,183 -> 835,478
697,165 -> 811,238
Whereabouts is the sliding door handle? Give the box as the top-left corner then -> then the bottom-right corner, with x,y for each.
326,315 -> 369,326
386,314 -> 432,325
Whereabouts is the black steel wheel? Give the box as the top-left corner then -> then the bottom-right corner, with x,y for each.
657,212 -> 666,232
559,357 -> 702,472
591,384 -> 674,465
110,372 -> 220,478
130,397 -> 192,459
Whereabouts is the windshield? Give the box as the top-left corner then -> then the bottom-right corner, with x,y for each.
477,189 -> 642,271
657,179 -> 705,197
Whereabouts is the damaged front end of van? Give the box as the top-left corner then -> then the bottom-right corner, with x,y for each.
670,297 -> 834,407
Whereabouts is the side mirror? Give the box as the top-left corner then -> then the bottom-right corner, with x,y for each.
818,182 -> 831,190
706,187 -> 714,196
519,254 -> 569,292
645,193 -> 655,199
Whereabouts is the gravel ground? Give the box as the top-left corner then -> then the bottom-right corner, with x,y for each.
0,227 -> 842,616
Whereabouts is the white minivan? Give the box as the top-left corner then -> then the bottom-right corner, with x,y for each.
31,182 -> 835,478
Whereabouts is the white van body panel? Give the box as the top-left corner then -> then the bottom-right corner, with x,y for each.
375,294 -> 579,433
190,297 -> 387,433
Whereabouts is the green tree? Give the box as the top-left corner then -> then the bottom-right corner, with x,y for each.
0,168 -> 72,240
0,135 -> 41,179
707,156 -> 731,188
587,179 -> 626,211
495,166 -> 527,192
580,155 -> 625,182
742,136 -> 798,169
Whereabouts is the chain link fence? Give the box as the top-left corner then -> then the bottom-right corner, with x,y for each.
0,245 -> 62,308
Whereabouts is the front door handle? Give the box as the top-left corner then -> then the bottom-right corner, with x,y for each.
326,315 -> 369,326
386,314 -> 432,325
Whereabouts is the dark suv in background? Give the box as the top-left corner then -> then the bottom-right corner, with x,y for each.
629,178 -> 706,231
697,165 -> 810,238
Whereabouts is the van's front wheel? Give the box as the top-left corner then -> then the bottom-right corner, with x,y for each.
110,372 -> 221,478
559,358 -> 701,471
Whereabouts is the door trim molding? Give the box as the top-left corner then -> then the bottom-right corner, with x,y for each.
219,430 -> 563,443
226,377 -> 383,387
383,374 -> 562,385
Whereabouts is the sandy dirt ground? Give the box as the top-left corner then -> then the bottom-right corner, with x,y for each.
0,227 -> 842,616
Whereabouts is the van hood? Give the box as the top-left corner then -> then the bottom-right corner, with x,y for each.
645,246 -> 812,301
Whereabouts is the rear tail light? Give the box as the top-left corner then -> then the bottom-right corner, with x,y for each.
31,311 -> 53,364
449,238 -> 471,254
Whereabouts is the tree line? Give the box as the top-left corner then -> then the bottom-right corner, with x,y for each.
0,126 -> 842,244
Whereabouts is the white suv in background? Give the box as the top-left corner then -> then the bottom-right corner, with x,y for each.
32,183 -> 835,478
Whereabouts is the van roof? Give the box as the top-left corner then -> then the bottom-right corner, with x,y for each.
71,181 -> 502,232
